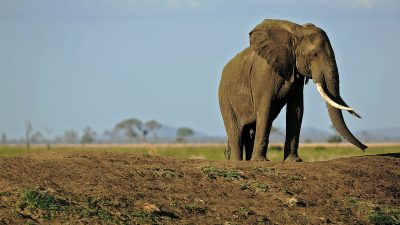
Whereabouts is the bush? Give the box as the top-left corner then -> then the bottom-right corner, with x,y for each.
327,135 -> 342,143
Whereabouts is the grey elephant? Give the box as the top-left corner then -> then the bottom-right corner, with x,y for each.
218,19 -> 367,161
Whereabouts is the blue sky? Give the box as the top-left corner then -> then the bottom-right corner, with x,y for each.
0,0 -> 399,138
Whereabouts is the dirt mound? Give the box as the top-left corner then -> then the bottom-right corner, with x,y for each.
0,152 -> 399,224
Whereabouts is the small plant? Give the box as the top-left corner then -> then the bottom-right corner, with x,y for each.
201,166 -> 246,180
348,197 -> 358,206
369,207 -> 400,225
240,183 -> 251,190
234,207 -> 256,217
238,207 -> 253,214
151,167 -> 183,178
0,191 -> 11,197
185,204 -> 207,214
170,200 -> 182,208
240,181 -> 269,193
127,210 -> 159,224
24,222 -> 37,225
81,196 -> 115,221
19,189 -> 69,212
252,166 -> 275,174
253,182 -> 269,192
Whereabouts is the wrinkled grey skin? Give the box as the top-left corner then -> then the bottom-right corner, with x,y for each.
218,19 -> 367,161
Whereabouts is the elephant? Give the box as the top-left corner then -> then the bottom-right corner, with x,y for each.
218,19 -> 367,162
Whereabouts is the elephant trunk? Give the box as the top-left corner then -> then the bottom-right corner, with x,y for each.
326,103 -> 367,150
319,64 -> 367,151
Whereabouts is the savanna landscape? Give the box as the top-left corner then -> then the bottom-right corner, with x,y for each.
0,144 -> 399,224
1,1 -> 400,225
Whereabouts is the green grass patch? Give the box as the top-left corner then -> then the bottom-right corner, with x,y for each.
1,144 -> 399,162
16,189 -> 70,221
80,196 -> 114,222
19,189 -> 69,212
201,166 -> 246,179
369,207 -> 400,225
13,188 -> 179,224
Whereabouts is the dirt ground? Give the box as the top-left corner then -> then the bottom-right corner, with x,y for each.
0,152 -> 399,225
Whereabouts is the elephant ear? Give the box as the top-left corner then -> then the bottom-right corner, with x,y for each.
249,20 -> 296,82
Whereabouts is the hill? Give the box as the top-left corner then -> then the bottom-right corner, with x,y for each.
0,152 -> 399,224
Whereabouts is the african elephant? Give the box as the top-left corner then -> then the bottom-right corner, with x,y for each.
218,19 -> 367,161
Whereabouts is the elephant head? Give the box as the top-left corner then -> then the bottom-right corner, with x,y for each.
249,19 -> 367,150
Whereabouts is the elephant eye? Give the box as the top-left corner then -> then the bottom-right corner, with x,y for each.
310,51 -> 318,58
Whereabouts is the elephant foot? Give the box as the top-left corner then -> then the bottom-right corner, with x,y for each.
252,157 -> 270,162
284,155 -> 303,162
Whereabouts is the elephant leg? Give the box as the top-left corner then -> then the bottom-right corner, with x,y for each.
242,124 -> 255,160
284,95 -> 304,162
252,102 -> 275,161
228,127 -> 243,160
221,109 -> 244,160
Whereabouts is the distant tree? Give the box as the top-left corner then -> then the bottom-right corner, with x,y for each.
145,120 -> 162,143
80,127 -> 96,145
31,131 -> 44,144
43,127 -> 52,150
304,139 -> 312,143
26,122 -> 33,149
64,130 -> 79,144
176,127 -> 194,143
1,133 -> 6,145
103,129 -> 118,143
327,135 -> 342,143
115,118 -> 144,143
327,125 -> 342,143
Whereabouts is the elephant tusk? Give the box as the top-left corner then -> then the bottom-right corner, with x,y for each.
349,110 -> 362,119
316,83 -> 354,111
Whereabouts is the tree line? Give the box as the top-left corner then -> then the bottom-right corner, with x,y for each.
1,118 -> 195,149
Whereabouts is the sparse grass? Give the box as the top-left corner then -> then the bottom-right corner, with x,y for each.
15,188 -> 177,224
150,167 -> 183,178
80,196 -> 114,222
344,197 -> 400,225
369,207 -> 400,225
253,181 -> 269,192
241,181 -> 269,192
252,166 -> 276,174
169,200 -> 182,208
201,166 -> 246,179
237,206 -> 255,215
185,204 -> 207,214
16,189 -> 70,221
348,197 -> 358,206
0,144 -> 399,162
19,189 -> 69,212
